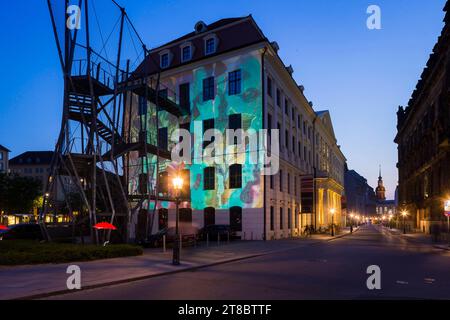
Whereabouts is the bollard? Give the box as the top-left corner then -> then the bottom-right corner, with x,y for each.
163,235 -> 166,253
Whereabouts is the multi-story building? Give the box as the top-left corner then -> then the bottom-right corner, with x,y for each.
313,110 -> 346,229
9,151 -> 74,222
126,16 -> 346,240
345,165 -> 373,217
395,1 -> 450,233
9,151 -> 54,191
0,145 -> 10,173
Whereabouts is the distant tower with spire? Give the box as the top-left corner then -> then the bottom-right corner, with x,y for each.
375,165 -> 386,201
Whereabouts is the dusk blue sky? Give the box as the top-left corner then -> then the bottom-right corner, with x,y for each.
0,0 -> 447,198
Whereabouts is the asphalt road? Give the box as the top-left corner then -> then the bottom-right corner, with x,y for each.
48,224 -> 450,300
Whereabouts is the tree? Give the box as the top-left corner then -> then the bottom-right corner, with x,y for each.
0,174 -> 42,216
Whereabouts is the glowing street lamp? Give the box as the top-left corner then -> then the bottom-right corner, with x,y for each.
401,210 -> 408,234
330,208 -> 336,237
172,175 -> 184,266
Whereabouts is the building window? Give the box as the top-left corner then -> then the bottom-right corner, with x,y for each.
298,115 -> 301,128
179,83 -> 190,111
279,207 -> 283,230
288,208 -> 292,229
158,127 -> 168,150
180,208 -> 192,224
292,136 -> 296,154
203,118 -> 215,149
160,53 -> 169,68
205,38 -> 216,55
295,208 -> 299,228
267,77 -> 273,97
229,164 -> 242,189
285,99 -> 289,115
158,208 -> 168,230
279,169 -> 283,192
0,152 -> 3,160
270,206 -> 274,231
285,130 -> 289,149
287,173 -> 290,194
277,122 -> 281,146
204,207 -> 215,226
298,141 -> 302,157
204,167 -> 215,190
270,174 -> 274,189
138,96 -> 147,115
181,169 -> 190,199
228,69 -> 242,95
158,171 -> 168,194
228,114 -> 242,145
203,77 -> 215,101
291,107 -> 295,121
230,206 -> 242,232
276,89 -> 281,107
181,45 -> 192,62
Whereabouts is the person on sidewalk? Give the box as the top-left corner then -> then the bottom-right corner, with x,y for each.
350,225 -> 353,234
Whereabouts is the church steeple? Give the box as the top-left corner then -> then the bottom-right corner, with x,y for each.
376,165 -> 386,201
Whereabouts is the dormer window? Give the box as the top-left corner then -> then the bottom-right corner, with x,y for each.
204,34 -> 218,55
180,42 -> 194,63
160,53 -> 169,68
159,50 -> 172,69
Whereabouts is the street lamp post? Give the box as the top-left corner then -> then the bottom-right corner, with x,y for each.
330,208 -> 335,237
401,210 -> 408,234
172,176 -> 184,266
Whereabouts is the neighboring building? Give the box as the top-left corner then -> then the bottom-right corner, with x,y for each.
0,144 -> 10,173
9,151 -> 73,222
375,168 -> 397,217
126,16 -> 346,240
344,165 -> 373,217
313,111 -> 346,229
9,151 -> 54,191
395,1 -> 450,233
365,186 -> 377,216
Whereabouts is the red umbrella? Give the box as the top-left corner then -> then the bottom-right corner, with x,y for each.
0,225 -> 9,231
93,222 -> 117,230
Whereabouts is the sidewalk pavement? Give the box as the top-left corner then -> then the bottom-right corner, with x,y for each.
0,227 -> 356,300
381,226 -> 450,251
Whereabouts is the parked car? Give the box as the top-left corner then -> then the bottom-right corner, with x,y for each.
0,224 -> 44,241
141,226 -> 199,248
199,224 -> 235,241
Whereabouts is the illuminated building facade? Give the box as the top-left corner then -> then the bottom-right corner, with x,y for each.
127,16 -> 346,240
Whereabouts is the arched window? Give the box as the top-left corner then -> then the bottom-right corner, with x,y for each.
229,206 -> 242,231
158,208 -> 168,230
204,207 -> 215,227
